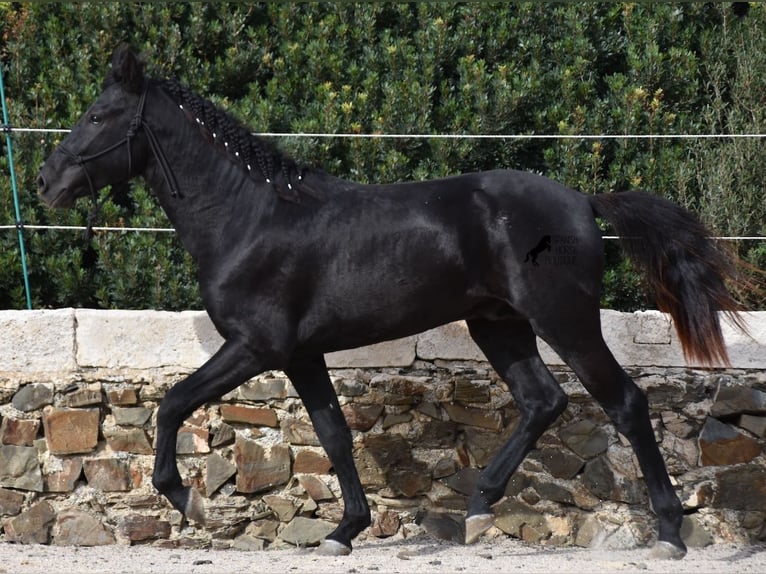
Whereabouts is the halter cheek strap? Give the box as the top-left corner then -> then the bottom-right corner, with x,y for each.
127,87 -> 182,199
59,82 -> 182,239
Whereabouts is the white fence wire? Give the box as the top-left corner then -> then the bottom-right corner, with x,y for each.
8,127 -> 766,139
3,128 -> 766,241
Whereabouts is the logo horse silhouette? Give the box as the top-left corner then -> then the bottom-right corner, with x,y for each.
524,235 -> 552,266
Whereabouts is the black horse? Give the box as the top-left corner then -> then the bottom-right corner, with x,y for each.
38,46 -> 745,558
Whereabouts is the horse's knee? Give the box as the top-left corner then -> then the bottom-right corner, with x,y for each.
155,384 -> 186,420
155,386 -> 200,439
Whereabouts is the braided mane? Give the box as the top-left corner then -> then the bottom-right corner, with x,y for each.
158,79 -> 314,202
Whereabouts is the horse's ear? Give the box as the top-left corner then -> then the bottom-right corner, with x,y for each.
109,45 -> 145,94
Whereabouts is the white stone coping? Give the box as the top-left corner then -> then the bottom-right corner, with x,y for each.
0,309 -> 764,374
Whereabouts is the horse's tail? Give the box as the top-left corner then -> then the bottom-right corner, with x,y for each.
588,190 -> 745,366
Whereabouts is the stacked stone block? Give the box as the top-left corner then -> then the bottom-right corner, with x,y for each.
0,309 -> 764,550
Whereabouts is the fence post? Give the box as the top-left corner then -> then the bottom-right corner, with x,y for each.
1,61 -> 33,309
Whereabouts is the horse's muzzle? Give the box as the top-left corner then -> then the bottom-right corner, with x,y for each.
37,172 -> 76,208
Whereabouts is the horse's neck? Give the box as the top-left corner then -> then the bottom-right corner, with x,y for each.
141,104 -> 273,265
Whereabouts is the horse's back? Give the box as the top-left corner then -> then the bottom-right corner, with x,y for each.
277,169 -> 605,355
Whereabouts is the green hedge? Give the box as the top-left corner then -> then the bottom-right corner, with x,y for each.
1,3 -> 764,310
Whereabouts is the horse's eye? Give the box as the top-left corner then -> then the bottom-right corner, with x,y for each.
89,114 -> 102,125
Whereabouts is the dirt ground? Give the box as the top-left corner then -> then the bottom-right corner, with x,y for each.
1,536 -> 765,574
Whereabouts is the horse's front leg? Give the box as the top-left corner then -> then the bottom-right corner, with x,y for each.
286,355 -> 371,555
152,339 -> 264,524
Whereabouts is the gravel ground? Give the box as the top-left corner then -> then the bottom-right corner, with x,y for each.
1,537 -> 765,574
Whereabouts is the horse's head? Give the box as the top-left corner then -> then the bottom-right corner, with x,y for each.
37,45 -> 150,208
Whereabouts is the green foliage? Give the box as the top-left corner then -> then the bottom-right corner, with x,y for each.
1,2 -> 764,310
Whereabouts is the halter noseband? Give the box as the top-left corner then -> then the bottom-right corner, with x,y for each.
60,82 -> 182,239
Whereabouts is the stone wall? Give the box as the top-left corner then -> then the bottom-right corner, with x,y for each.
0,309 -> 765,550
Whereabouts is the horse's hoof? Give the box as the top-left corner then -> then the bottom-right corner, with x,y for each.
649,541 -> 687,560
315,539 -> 352,556
184,487 -> 206,526
465,514 -> 494,545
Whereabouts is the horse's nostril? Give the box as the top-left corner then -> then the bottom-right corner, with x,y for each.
37,174 -> 47,192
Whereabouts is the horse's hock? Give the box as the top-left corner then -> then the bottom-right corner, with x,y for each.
1,309 -> 765,549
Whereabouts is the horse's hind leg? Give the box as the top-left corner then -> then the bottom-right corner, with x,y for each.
464,317 -> 568,543
286,355 -> 371,555
533,314 -> 686,559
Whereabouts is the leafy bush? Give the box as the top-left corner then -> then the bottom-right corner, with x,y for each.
1,3 -> 763,310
